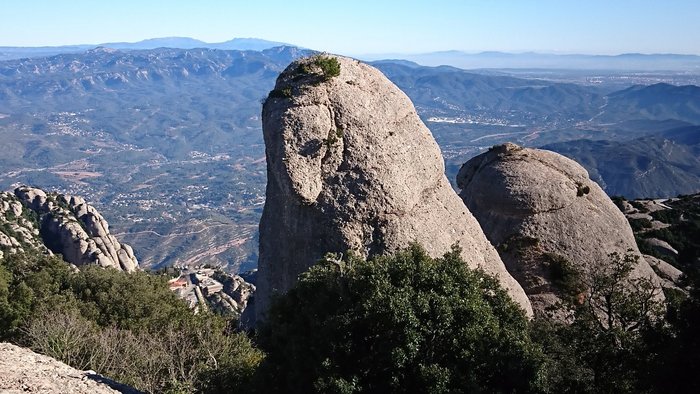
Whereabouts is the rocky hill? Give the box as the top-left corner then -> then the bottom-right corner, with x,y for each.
257,55 -> 531,320
167,266 -> 255,319
2,48 -> 699,272
616,193 -> 700,272
544,125 -> 700,198
457,143 -> 671,315
0,46 -> 311,272
601,83 -> 700,124
0,342 -> 140,394
1,186 -> 138,271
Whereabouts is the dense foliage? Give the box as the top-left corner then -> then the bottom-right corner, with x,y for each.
532,252 -> 666,392
3,242 -> 700,393
256,245 -> 544,393
0,251 -> 262,393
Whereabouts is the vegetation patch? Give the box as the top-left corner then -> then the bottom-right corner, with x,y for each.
576,182 -> 591,197
543,252 -> 584,297
0,251 -> 262,393
293,55 -> 341,84
629,217 -> 653,231
323,127 -> 344,148
497,235 -> 540,257
255,244 -> 542,393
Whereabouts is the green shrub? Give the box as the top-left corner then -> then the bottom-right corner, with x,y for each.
267,86 -> 292,100
629,217 -> 653,231
576,182 -> 591,197
544,252 -> 584,297
1,251 -> 263,393
313,55 -> 341,80
255,244 -> 543,393
534,251 -> 667,393
294,55 -> 341,83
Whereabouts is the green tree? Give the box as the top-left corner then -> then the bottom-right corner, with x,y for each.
255,244 -> 544,393
650,267 -> 700,392
534,252 -> 665,393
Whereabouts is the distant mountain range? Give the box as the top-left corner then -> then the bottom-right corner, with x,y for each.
0,46 -> 698,270
0,37 -> 290,60
363,51 -> 700,71
373,61 -> 605,121
601,83 -> 700,124
545,125 -> 700,199
4,37 -> 700,71
0,45 -> 311,271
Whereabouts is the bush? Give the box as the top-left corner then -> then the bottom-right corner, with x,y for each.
629,217 -> 653,231
312,55 -> 341,80
255,244 -> 544,393
534,251 -> 666,393
544,252 -> 584,298
1,251 -> 263,393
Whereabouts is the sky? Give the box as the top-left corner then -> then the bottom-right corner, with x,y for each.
1,0 -> 699,55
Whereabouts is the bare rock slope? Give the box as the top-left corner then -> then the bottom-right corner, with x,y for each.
257,55 -> 531,319
457,143 -> 664,315
2,186 -> 138,271
0,342 -> 140,394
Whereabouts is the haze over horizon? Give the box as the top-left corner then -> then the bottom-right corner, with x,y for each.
2,0 -> 699,56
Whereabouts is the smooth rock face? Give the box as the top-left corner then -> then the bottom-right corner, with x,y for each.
257,56 -> 532,320
10,186 -> 138,272
0,342 -> 141,394
457,143 -> 664,315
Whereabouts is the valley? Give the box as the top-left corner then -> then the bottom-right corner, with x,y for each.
0,47 -> 698,272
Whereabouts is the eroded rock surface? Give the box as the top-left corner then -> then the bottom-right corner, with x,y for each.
257,56 -> 531,320
0,342 -> 140,394
4,186 -> 138,272
457,143 -> 664,315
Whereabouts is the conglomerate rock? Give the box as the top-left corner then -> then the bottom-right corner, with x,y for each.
457,143 -> 664,315
256,55 -> 531,320
0,342 -> 141,394
9,186 -> 138,272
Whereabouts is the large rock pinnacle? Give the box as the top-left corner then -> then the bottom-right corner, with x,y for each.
257,55 -> 532,320
457,143 -> 664,316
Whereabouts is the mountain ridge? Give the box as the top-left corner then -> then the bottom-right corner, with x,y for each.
0,37 -> 291,60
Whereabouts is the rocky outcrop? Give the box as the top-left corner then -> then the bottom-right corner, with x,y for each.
0,342 -> 141,394
6,186 -> 138,272
257,55 -> 532,320
457,143 -> 664,315
0,191 -> 50,260
644,255 -> 683,289
170,268 -> 255,317
207,272 -> 256,316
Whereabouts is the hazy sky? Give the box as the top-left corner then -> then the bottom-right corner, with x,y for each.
2,0 -> 699,55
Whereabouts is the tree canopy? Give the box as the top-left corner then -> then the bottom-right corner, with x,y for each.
256,244 -> 544,393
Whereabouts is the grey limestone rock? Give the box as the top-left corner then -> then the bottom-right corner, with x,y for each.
257,56 -> 532,321
457,143 -> 664,316
0,342 -> 141,394
11,186 -> 138,272
644,254 -> 683,288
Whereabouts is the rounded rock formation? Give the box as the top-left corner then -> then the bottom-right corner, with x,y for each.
257,56 -> 532,320
12,186 -> 138,272
457,143 -> 664,315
